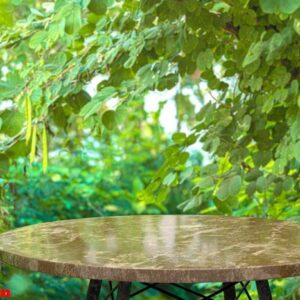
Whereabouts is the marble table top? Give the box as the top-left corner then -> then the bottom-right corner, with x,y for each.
0,215 -> 299,283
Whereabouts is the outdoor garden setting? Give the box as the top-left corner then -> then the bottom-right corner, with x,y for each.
0,0 -> 299,299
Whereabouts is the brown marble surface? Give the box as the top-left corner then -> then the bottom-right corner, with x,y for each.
0,215 -> 299,283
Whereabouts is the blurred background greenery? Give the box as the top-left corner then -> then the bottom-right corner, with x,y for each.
0,99 -> 299,299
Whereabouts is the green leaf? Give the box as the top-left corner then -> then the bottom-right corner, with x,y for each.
88,0 -> 107,15
178,151 -> 189,164
0,72 -> 25,99
185,134 -> 197,146
290,113 -> 300,142
274,181 -> 283,196
156,186 -> 169,202
294,140 -> 300,162
273,158 -> 286,174
262,96 -> 273,113
52,105 -> 68,129
66,90 -> 91,113
42,124 -> 48,173
180,166 -> 193,183
172,132 -> 186,144
0,154 -> 9,176
214,198 -> 231,214
216,180 -> 229,201
163,172 -> 176,186
256,176 -> 267,193
242,41 -> 265,68
177,198 -> 189,210
201,163 -> 218,175
240,114 -> 251,132
178,196 -> 202,212
0,1 -> 14,27
253,151 -> 272,167
196,49 -> 213,70
249,77 -> 263,92
198,176 -> 214,189
30,124 -> 37,164
25,96 -> 32,145
245,169 -> 263,182
6,141 -> 29,159
246,182 -> 256,197
283,176 -> 294,191
64,3 -> 82,34
79,100 -> 102,119
266,33 -> 284,62
80,87 -> 117,119
29,31 -> 48,50
96,86 -> 117,100
48,21 -> 65,45
218,115 -> 233,127
0,110 -> 24,137
146,179 -> 161,194
289,80 -> 299,98
259,0 -> 280,13
228,175 -> 242,196
183,196 -> 202,212
295,18 -> 300,35
260,0 -> 300,14
124,56 -> 137,69
102,109 -> 116,130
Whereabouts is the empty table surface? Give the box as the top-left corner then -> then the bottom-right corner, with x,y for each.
0,215 -> 299,283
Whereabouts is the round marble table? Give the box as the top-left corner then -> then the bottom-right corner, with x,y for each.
0,215 -> 299,299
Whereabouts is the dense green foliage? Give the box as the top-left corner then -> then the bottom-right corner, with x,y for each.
0,0 -> 300,217
1,131 -> 298,299
0,102 -> 196,299
0,126 -> 298,298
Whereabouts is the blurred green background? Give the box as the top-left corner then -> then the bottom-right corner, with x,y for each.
0,100 -> 299,299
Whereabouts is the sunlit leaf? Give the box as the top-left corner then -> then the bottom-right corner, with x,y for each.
25,96 -> 32,145
30,124 -> 37,164
42,124 -> 48,173
102,110 -> 116,130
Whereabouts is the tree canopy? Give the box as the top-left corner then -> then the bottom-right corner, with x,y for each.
0,0 -> 300,217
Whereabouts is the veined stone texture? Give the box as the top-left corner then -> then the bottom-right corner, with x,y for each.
0,215 -> 299,283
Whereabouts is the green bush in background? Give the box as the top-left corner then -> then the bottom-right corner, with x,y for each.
1,138 -> 299,299
0,99 -> 298,299
0,99 -> 202,299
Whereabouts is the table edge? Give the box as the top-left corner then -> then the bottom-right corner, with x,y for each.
0,249 -> 299,283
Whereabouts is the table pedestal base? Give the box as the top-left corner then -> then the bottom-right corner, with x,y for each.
86,279 -> 272,300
